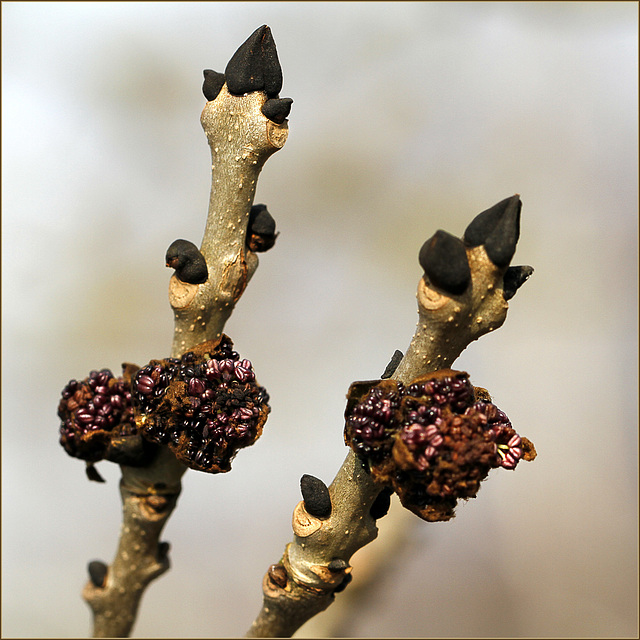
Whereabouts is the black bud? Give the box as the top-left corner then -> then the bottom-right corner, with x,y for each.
165,239 -> 208,285
88,560 -> 108,588
503,265 -> 533,300
464,195 -> 522,267
369,487 -> 392,520
202,69 -> 226,101
247,204 -> 278,252
261,97 -> 292,124
381,350 -> 403,379
300,474 -> 332,519
419,230 -> 471,295
328,559 -> 349,572
85,463 -> 105,483
225,25 -> 283,97
157,541 -> 170,561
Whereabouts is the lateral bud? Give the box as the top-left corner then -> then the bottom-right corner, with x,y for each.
261,97 -> 293,124
88,560 -> 108,588
247,204 -> 278,252
369,487 -> 393,520
300,474 -> 332,519
419,230 -> 471,295
503,265 -> 533,300
202,69 -> 226,101
381,350 -> 403,379
165,239 -> 208,285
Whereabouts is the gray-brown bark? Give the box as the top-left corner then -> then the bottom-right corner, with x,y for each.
84,51 -> 288,637
247,225 -> 529,637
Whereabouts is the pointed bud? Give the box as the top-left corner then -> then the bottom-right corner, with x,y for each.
381,350 -> 403,379
261,97 -> 292,124
300,474 -> 332,519
202,69 -> 226,101
419,230 -> 471,295
225,25 -> 283,97
85,463 -> 105,483
464,195 -> 522,267
502,265 -> 533,300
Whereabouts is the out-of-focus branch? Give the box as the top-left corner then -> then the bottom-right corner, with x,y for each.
248,196 -> 533,638
82,26 -> 289,637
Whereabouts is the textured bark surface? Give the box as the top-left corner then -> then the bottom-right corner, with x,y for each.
84,70 -> 288,637
170,86 -> 287,354
247,214 -> 527,637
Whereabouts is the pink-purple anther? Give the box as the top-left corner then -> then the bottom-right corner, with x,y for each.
496,433 -> 523,469
205,358 -> 255,383
401,422 -> 444,470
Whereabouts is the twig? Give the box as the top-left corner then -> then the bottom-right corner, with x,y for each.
82,26 -> 290,637
247,197 -> 533,637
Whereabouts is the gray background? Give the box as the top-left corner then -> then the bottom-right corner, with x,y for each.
2,2 -> 638,637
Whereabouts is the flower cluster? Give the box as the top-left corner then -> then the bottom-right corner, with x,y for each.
58,367 -> 138,463
131,335 -> 270,473
344,369 -> 536,522
344,379 -> 405,463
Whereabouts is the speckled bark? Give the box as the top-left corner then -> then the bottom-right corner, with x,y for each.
170,86 -> 287,354
247,240 -> 522,638
84,79 -> 287,637
84,448 -> 186,637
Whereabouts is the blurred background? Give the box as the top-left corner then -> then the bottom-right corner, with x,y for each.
2,2 -> 637,637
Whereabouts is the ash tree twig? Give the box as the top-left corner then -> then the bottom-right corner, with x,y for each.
247,196 -> 536,638
57,25 -> 291,637
57,25 -> 537,639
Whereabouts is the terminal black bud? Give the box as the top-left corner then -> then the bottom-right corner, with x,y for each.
166,239 -> 208,285
261,97 -> 292,124
419,230 -> 471,295
225,25 -> 283,97
202,69 -> 226,101
464,195 -> 521,267
300,474 -> 332,519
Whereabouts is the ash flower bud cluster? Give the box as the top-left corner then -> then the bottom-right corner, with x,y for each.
471,401 -> 523,469
131,335 -> 270,473
58,368 -> 136,462
344,369 -> 536,522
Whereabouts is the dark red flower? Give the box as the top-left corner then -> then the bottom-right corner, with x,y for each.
344,369 -> 536,522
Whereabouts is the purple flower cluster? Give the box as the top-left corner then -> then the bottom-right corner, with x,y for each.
131,335 -> 270,473
344,369 -> 535,522
344,380 -> 404,461
471,401 -> 523,469
406,374 -> 474,412
58,369 -> 136,462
